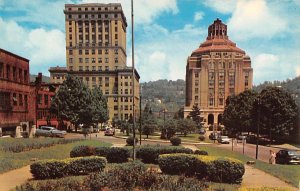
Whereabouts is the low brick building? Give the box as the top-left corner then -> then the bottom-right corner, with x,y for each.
0,48 -> 36,137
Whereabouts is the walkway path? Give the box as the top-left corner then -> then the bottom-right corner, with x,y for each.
183,144 -> 298,191
0,165 -> 32,191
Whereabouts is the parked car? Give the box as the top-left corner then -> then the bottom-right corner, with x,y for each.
198,128 -> 206,134
217,136 -> 230,144
104,128 -> 115,136
35,126 -> 67,138
275,150 -> 300,164
209,132 -> 220,140
237,134 -> 247,143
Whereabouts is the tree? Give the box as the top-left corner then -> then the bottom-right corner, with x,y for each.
160,119 -> 177,139
91,86 -> 109,124
50,75 -> 94,132
142,103 -> 156,138
174,107 -> 184,119
187,104 -> 203,128
177,118 -> 196,136
252,87 -> 298,142
223,90 -> 257,135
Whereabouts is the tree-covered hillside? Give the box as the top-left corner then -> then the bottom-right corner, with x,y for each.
141,79 -> 185,112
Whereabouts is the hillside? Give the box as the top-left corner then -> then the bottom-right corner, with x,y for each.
141,79 -> 185,112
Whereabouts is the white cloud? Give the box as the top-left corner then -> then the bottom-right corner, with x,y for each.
202,0 -> 236,14
80,0 -> 178,24
194,11 -> 204,22
0,18 -> 65,75
227,0 -> 287,41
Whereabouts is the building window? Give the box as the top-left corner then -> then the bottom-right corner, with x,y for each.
37,94 -> 42,105
125,105 -> 128,110
114,57 -> 118,63
209,97 -> 214,106
105,77 -> 109,87
85,66 -> 89,71
79,58 -> 83,63
0,63 -> 3,78
44,95 -> 48,106
195,88 -> 198,92
98,58 -> 102,63
219,98 -> 223,106
79,49 -> 82,55
85,49 -> 89,55
195,96 -> 198,100
69,58 -> 73,64
114,106 -> 118,110
98,66 -> 102,71
19,94 -> 23,106
114,97 -> 118,102
105,66 -> 109,71
92,58 -> 96,63
114,49 -> 118,54
18,68 -> 22,83
69,66 -> 73,71
24,95 -> 28,109
13,67 -> 17,81
105,58 -> 109,63
98,49 -> 102,54
79,66 -> 83,71
115,34 -> 118,39
0,92 -> 11,109
85,58 -> 89,63
92,66 -> 96,71
105,49 -> 108,54
195,72 -> 199,78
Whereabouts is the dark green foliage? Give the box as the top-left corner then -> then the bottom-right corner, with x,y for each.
158,154 -> 245,184
67,156 -> 106,175
70,145 -> 95,158
158,154 -> 202,176
161,119 -> 177,139
86,161 -> 147,191
170,136 -> 181,146
91,86 -> 109,124
177,118 -> 196,136
206,159 -> 245,184
198,135 -> 205,141
223,90 -> 257,135
105,147 -> 130,163
142,105 -> 157,138
16,176 -> 85,191
194,150 -> 208,155
94,146 -> 110,157
126,136 -> 138,146
136,145 -> 193,164
30,160 -> 67,179
30,156 -> 106,179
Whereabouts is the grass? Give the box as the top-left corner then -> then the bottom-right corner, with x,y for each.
0,139 -> 111,174
198,145 -> 300,188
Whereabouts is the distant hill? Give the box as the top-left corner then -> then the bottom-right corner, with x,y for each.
141,79 -> 185,113
30,74 -> 51,83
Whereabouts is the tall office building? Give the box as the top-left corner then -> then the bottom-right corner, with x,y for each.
50,3 -> 140,121
184,18 -> 253,126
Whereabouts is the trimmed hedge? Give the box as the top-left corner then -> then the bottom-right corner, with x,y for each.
194,150 -> 208,155
70,145 -> 95,158
30,156 -> 107,179
136,145 -> 193,164
170,136 -> 181,146
126,136 -> 138,146
104,147 -> 130,163
158,154 -> 245,184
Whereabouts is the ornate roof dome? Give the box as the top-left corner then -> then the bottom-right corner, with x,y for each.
192,18 -> 245,55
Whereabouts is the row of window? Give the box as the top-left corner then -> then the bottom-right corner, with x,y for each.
37,94 -> 53,106
0,63 -> 28,83
67,6 -> 120,11
68,13 -> 119,20
208,62 -> 236,69
70,33 -> 118,42
0,92 -> 28,110
114,105 -> 133,111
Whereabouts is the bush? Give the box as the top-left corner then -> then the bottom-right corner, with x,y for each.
67,156 -> 107,175
158,154 -> 245,184
194,150 -> 208,155
105,147 -> 130,163
126,136 -> 138,146
86,161 -> 147,190
30,156 -> 107,179
198,135 -> 205,141
30,160 -> 67,179
158,154 -> 203,176
94,146 -> 110,157
70,145 -> 95,158
206,158 -> 245,184
170,136 -> 181,146
136,145 -> 193,164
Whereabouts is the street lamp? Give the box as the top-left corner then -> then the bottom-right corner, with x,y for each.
255,95 -> 261,160
131,0 -> 136,161
139,85 -> 142,145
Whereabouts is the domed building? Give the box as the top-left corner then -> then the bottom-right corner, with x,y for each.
184,18 -> 253,127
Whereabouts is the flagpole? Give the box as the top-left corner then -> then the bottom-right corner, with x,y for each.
131,0 -> 136,160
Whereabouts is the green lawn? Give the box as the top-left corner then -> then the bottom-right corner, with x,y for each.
198,145 -> 300,188
0,139 -> 111,174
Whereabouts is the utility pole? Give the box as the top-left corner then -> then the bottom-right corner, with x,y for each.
139,85 -> 142,145
131,0 -> 136,160
256,95 -> 261,160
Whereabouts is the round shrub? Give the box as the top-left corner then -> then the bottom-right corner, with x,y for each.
170,137 -> 181,146
136,145 -> 193,164
194,150 -> 208,155
126,136 -> 138,146
106,147 -> 130,163
70,145 -> 95,158
30,160 -> 67,179
198,135 -> 205,141
206,158 -> 245,184
95,146 -> 110,157
67,156 -> 107,175
158,154 -> 204,176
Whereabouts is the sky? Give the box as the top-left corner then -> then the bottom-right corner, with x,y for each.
0,0 -> 299,85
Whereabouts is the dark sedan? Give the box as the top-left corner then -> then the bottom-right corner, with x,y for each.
275,150 -> 300,164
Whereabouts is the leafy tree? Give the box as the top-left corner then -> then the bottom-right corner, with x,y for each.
252,87 -> 298,142
91,86 -> 109,124
141,103 -> 156,138
187,104 -> 203,128
50,75 -> 93,132
160,119 -> 177,139
174,107 -> 184,119
177,118 -> 196,136
223,90 -> 257,135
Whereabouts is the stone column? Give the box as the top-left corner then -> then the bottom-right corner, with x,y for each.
15,126 -> 22,138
